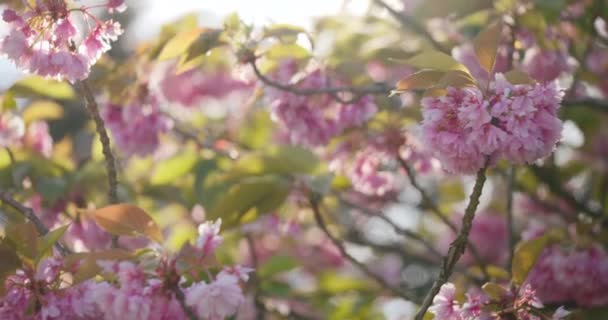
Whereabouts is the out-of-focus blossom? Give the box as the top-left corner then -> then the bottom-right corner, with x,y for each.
0,1 -> 125,82
522,47 -> 571,83
101,100 -> 172,157
23,121 -> 53,157
429,283 -> 462,320
185,272 -> 245,320
0,113 -> 24,148
196,219 -> 223,257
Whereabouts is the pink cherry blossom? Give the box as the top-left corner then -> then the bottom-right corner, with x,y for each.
185,273 -> 245,320
196,219 -> 224,257
0,113 -> 25,148
428,283 -> 462,320
23,121 -> 53,157
522,47 -> 571,82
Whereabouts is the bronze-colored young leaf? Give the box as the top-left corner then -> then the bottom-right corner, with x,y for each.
473,22 -> 503,73
92,204 -> 163,243
393,70 -> 445,93
511,234 -> 550,285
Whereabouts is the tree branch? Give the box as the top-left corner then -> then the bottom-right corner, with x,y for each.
249,60 -> 392,104
0,191 -> 71,256
309,196 -> 420,303
78,80 -> 119,205
414,167 -> 487,320
246,235 -> 266,320
172,285 -> 198,320
397,156 -> 489,280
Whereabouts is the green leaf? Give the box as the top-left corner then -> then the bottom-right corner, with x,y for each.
437,70 -> 478,88
207,175 -> 291,225
35,177 -> 68,204
10,76 -> 75,100
36,225 -> 69,263
265,43 -> 310,61
393,70 -> 445,93
150,153 -> 198,185
91,204 -> 163,243
263,24 -> 307,43
482,282 -> 509,301
2,91 -> 17,111
158,28 -> 206,61
258,255 -> 299,278
511,234 -> 551,285
503,70 -> 534,85
261,280 -> 292,297
473,22 -> 503,73
395,51 -> 470,74
234,146 -> 322,175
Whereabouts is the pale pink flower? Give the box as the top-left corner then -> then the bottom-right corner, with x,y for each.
23,121 -> 53,157
186,273 -> 245,320
196,219 -> 224,257
522,47 -> 571,82
0,113 -> 25,148
428,283 -> 462,320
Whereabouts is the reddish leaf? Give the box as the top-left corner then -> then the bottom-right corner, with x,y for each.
393,70 -> 445,93
92,204 -> 163,243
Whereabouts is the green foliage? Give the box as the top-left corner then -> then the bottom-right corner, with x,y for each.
257,255 -> 300,278
511,233 -> 553,285
8,76 -> 76,100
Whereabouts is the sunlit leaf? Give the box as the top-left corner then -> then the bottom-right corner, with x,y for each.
437,70 -> 478,88
503,70 -> 534,85
158,28 -> 206,61
22,101 -> 64,124
265,43 -> 310,61
393,70 -> 445,93
150,152 -> 198,185
234,146 -> 322,175
473,22 -> 502,73
10,76 -> 75,100
92,204 -> 163,243
482,282 -> 509,301
395,51 -> 470,74
2,91 -> 17,111
263,24 -> 307,43
511,234 -> 550,285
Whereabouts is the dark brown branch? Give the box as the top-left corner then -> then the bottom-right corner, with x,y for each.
78,80 -> 119,205
397,156 -> 489,280
0,191 -> 71,256
414,167 -> 487,320
372,0 -> 450,54
249,60 -> 392,104
309,196 -> 420,302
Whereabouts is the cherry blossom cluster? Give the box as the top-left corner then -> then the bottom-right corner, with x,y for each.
150,62 -> 253,108
0,219 -> 251,320
267,60 -> 377,147
0,0 -> 126,82
526,243 -> 608,307
429,282 -> 570,320
101,98 -> 172,157
421,73 -> 563,174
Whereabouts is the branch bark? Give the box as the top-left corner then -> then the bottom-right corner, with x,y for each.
414,167 -> 487,320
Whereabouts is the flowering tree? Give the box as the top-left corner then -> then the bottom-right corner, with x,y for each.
0,0 -> 607,319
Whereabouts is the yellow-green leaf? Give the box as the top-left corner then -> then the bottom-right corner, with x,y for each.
158,28 -> 206,61
36,224 -> 69,263
395,51 -> 470,74
473,22 -> 503,73
150,152 -> 198,185
437,70 -> 478,88
2,91 -> 17,111
393,70 -> 445,93
511,234 -> 550,285
503,69 -> 535,85
92,204 -> 163,243
265,43 -> 310,61
482,282 -> 509,301
10,76 -> 75,100
22,101 -> 64,124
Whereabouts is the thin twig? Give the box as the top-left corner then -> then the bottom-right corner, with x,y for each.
506,165 -> 516,271
309,196 -> 420,303
338,195 -> 443,259
372,0 -> 450,54
78,80 -> 119,205
0,191 -> 71,256
250,60 -> 391,104
414,167 -> 487,320
246,235 -> 266,320
397,156 -> 489,280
